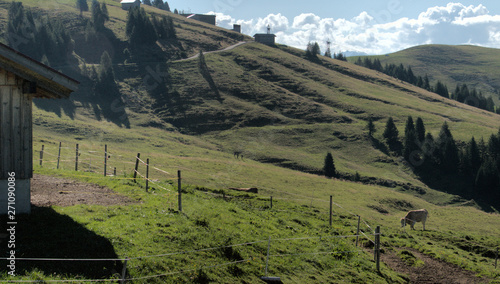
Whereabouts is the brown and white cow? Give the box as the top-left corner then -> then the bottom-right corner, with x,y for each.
401,209 -> 428,231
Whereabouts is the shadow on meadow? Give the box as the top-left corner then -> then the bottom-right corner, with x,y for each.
0,206 -> 123,280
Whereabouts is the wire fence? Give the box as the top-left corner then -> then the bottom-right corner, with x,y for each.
0,233 -> 372,282
32,143 -> 377,237
23,142 -> 499,282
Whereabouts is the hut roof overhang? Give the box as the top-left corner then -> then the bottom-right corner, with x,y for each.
0,43 -> 79,99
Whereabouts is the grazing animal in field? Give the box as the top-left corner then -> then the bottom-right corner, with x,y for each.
401,209 -> 428,231
233,151 -> 242,159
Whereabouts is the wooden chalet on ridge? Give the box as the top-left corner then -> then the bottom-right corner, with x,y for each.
0,43 -> 79,214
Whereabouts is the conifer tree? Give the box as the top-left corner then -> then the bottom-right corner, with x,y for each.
95,51 -> 120,101
415,117 -> 426,143
76,0 -> 89,16
403,116 -> 419,161
465,137 -> 482,177
437,122 -> 459,173
126,7 -> 157,46
305,42 -> 320,59
323,153 -> 337,178
423,75 -> 431,91
434,81 -> 449,98
91,0 -> 108,31
383,117 -> 399,151
366,117 -> 376,138
421,132 -> 437,171
404,116 -> 414,136
101,2 -> 109,21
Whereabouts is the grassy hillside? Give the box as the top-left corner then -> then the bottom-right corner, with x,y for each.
165,42 -> 500,205
348,44 -> 500,104
0,0 -> 500,282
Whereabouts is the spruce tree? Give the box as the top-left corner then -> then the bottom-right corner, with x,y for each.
415,117 -> 426,143
404,116 -> 414,136
323,153 -> 337,178
101,2 -> 109,21
423,75 -> 431,91
383,117 -> 399,151
126,7 -> 157,46
95,51 -> 120,102
91,0 -> 105,31
366,117 -> 376,138
421,132 -> 437,171
434,81 -> 449,98
465,137 -> 482,177
437,122 -> 459,173
403,116 -> 419,161
76,0 -> 89,15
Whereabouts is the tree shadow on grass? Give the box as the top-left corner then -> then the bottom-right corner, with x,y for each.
0,206 -> 123,280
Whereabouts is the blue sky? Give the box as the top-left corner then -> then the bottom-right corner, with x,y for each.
165,1 -> 500,54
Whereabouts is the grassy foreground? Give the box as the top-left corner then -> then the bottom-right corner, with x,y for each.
1,167 -> 408,283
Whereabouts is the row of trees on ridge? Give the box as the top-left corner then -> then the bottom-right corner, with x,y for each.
355,57 -> 498,114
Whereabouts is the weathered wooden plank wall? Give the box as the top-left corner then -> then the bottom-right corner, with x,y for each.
0,68 -> 33,179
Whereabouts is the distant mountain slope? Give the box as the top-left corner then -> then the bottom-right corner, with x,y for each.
161,42 -> 500,200
352,45 -> 500,104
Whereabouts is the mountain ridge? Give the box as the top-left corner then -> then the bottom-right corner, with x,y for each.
353,44 -> 500,105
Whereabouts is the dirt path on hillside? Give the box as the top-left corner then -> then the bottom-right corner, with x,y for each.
380,247 -> 489,283
31,174 -> 136,207
176,41 -> 248,61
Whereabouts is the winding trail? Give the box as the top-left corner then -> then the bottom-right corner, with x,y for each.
175,41 -> 249,61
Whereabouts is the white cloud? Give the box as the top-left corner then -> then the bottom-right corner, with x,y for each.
214,3 -> 500,55
211,12 -> 288,35
292,13 -> 321,30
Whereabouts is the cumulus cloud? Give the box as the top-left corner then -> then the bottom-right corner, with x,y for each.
211,12 -> 289,35
214,3 -> 500,55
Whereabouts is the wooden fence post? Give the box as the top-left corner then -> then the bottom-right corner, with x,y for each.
104,144 -> 107,177
39,145 -> 44,166
375,226 -> 381,272
146,158 -> 149,192
495,248 -> 498,269
75,144 -> 79,171
329,195 -> 333,227
57,142 -> 62,169
264,237 -> 271,277
120,257 -> 129,284
356,215 -> 361,247
133,153 -> 140,182
178,170 -> 182,212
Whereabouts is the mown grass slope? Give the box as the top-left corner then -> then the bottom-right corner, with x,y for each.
165,42 -> 500,204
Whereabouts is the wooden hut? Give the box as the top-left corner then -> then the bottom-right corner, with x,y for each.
254,25 -> 276,45
0,43 -> 79,214
120,0 -> 140,10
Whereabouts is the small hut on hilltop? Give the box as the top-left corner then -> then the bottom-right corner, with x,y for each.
121,0 -> 140,10
254,25 -> 276,45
